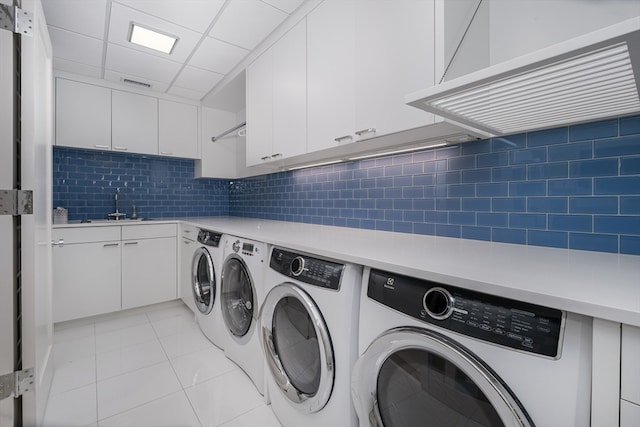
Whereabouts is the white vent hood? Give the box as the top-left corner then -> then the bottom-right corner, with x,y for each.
406,17 -> 640,137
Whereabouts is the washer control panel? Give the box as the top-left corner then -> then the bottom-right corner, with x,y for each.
270,248 -> 344,290
197,229 -> 222,247
368,269 -> 564,358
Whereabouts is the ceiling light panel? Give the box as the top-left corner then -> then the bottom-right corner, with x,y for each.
430,43 -> 640,135
129,23 -> 178,54
108,3 -> 201,62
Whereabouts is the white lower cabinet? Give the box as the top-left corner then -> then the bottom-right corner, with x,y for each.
52,227 -> 121,323
52,223 -> 177,321
122,237 -> 176,310
121,224 -> 177,310
621,324 -> 640,427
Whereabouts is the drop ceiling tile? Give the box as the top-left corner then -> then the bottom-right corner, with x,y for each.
209,0 -> 287,50
48,27 -> 103,67
189,37 -> 249,75
116,0 -> 226,34
103,70 -> 169,93
167,86 -> 206,101
173,66 -> 223,92
106,43 -> 182,83
53,57 -> 102,79
108,2 -> 203,64
262,0 -> 305,14
42,0 -> 107,39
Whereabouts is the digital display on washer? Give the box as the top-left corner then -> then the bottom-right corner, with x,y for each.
270,248 -> 344,290
367,269 -> 564,358
242,242 -> 254,253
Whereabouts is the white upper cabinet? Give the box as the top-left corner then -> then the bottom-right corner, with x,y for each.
159,100 -> 199,159
55,78 -> 111,150
307,1 -> 355,153
354,0 -> 436,137
112,90 -> 158,155
246,18 -> 307,166
306,0 -> 435,152
55,77 -> 199,159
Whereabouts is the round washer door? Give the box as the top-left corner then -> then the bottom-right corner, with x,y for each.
221,255 -> 255,337
192,247 -> 216,315
351,327 -> 533,427
260,283 -> 334,413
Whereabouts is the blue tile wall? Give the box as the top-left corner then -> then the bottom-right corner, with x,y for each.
53,147 -> 229,221
229,116 -> 640,255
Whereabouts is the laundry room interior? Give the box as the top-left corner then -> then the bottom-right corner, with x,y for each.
1,0 -> 640,426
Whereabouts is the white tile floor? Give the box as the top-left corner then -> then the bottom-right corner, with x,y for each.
43,300 -> 282,427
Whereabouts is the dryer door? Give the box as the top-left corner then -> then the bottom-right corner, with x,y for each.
351,327 -> 533,427
192,247 -> 216,315
260,283 -> 334,414
221,255 -> 255,337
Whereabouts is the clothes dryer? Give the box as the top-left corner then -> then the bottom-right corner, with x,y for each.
352,267 -> 593,427
220,235 -> 268,395
191,229 -> 225,349
260,247 -> 362,427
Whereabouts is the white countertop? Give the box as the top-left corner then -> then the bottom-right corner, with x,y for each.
55,217 -> 640,326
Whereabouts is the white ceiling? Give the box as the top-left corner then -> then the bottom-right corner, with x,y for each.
42,0 -> 306,106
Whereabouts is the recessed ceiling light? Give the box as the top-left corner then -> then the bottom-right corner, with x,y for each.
128,23 -> 178,54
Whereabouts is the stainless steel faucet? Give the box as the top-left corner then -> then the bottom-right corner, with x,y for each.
107,188 -> 126,220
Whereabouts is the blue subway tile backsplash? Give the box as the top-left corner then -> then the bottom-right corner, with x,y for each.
228,116 -> 640,255
52,116 -> 640,255
53,147 -> 229,221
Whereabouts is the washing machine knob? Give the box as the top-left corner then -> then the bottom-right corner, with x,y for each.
423,287 -> 454,320
290,256 -> 306,277
232,240 -> 241,253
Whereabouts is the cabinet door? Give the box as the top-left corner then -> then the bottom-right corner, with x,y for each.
122,237 -> 177,310
354,0 -> 435,139
55,78 -> 111,150
307,1 -> 355,153
246,48 -> 274,166
158,100 -> 198,159
52,241 -> 121,322
180,237 -> 196,312
112,90 -> 158,155
272,18 -> 307,160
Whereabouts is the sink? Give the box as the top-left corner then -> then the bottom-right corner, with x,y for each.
81,218 -> 154,224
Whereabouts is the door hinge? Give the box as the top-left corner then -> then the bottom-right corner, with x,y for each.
0,189 -> 34,215
0,368 -> 34,400
0,4 -> 33,37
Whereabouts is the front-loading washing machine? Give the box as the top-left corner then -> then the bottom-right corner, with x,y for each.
260,247 -> 362,427
351,267 -> 593,427
191,228 -> 226,349
220,235 -> 268,395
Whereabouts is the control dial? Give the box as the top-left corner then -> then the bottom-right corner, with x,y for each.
232,240 -> 241,253
290,256 -> 306,277
423,287 -> 454,320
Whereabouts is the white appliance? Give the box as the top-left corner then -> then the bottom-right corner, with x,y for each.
260,247 -> 362,427
352,267 -> 593,427
220,235 -> 268,395
191,229 -> 226,349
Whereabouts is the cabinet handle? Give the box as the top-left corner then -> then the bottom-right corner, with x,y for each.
113,146 -> 128,151
51,239 -> 64,247
271,153 -> 282,158
183,230 -> 191,233
334,135 -> 353,143
124,241 -> 138,246
183,239 -> 192,244
160,151 -> 173,155
260,156 -> 270,161
355,128 -> 377,137
94,144 -> 109,149
103,243 -> 119,247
